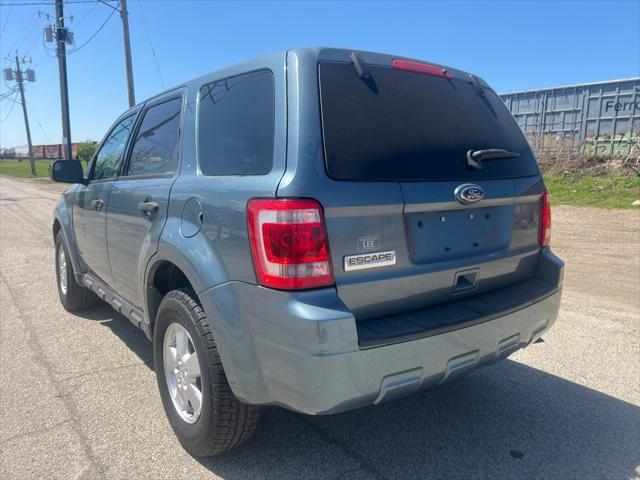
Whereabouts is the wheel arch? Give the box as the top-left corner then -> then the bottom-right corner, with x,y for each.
53,202 -> 84,284
144,232 -> 232,325
145,259 -> 200,331
53,217 -> 62,240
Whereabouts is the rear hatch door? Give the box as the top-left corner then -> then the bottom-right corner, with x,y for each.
301,54 -> 544,320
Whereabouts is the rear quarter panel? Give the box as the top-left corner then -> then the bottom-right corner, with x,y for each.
149,52 -> 288,293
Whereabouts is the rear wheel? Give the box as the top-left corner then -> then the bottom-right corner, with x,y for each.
153,289 -> 260,457
55,230 -> 96,311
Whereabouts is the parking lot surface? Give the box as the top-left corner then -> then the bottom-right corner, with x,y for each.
1,176 -> 638,480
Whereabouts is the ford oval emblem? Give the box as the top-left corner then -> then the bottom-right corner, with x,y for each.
454,184 -> 484,204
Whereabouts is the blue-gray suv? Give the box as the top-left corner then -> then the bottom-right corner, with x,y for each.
51,48 -> 563,456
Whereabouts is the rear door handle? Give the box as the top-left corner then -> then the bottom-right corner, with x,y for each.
91,199 -> 104,211
137,201 -> 159,214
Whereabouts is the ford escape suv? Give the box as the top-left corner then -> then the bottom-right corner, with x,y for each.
51,48 -> 563,457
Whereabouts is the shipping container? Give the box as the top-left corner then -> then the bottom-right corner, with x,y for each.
501,78 -> 640,155
11,143 -> 80,160
44,144 -> 62,159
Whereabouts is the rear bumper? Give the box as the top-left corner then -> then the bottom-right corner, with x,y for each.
199,250 -> 563,415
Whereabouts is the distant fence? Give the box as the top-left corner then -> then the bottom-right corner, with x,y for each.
501,78 -> 640,158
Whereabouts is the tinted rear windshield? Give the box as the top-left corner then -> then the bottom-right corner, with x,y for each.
318,62 -> 538,181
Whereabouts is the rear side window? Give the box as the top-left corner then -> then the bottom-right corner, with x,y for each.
198,70 -> 274,176
127,97 -> 182,176
319,62 -> 538,181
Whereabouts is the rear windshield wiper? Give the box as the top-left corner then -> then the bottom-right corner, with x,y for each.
349,51 -> 371,79
466,149 -> 520,170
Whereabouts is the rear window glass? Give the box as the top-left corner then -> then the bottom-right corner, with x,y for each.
318,62 -> 538,181
198,70 -> 274,176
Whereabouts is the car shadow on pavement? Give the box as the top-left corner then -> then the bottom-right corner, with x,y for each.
204,365 -> 640,480
81,303 -> 640,480
73,300 -> 155,370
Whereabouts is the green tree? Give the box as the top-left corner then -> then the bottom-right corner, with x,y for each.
76,140 -> 98,165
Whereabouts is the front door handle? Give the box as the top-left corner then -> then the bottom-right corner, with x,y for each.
91,199 -> 104,211
137,200 -> 159,214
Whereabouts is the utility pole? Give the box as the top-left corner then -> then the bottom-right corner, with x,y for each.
14,57 -> 35,176
55,0 -> 73,161
4,55 -> 36,176
119,0 -> 135,107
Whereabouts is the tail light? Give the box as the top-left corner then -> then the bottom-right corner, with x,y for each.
247,198 -> 334,290
539,188 -> 552,247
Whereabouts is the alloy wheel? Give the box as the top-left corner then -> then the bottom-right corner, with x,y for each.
163,323 -> 203,423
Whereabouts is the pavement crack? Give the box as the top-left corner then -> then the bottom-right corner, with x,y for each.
1,419 -> 73,445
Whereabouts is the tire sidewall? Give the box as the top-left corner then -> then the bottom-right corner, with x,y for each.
55,231 -> 71,307
153,293 -> 213,451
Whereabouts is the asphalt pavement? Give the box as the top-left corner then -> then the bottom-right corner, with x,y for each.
0,175 -> 638,480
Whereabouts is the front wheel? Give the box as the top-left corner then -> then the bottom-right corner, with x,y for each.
153,289 -> 260,457
55,230 -> 96,311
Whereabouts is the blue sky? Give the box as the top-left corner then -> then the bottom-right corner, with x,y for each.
1,0 -> 639,148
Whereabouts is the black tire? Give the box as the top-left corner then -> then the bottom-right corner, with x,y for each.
55,230 -> 96,311
153,289 -> 260,457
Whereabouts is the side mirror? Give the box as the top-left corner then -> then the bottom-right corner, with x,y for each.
51,160 -> 85,184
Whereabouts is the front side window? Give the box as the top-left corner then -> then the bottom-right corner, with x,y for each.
127,97 -> 182,176
93,115 -> 137,181
198,70 -> 274,175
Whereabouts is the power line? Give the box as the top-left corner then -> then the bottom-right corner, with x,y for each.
0,1 -> 118,6
5,12 -> 38,55
0,90 -> 19,122
23,31 -> 40,56
36,0 -> 110,60
0,4 -> 13,36
68,4 -> 116,54
96,0 -> 118,10
73,1 -> 99,27
2,6 -> 46,74
33,51 -> 48,66
0,87 -> 19,101
136,0 -> 164,89
26,102 -> 51,142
